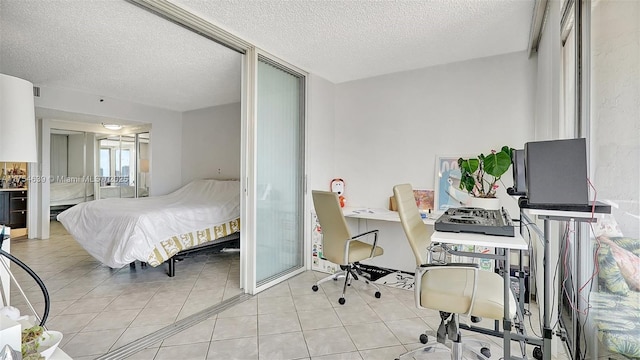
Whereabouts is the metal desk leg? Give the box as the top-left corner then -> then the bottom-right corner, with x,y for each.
543,219 -> 552,360
504,247 -> 512,359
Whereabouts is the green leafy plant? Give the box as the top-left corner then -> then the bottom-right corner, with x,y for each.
458,146 -> 513,198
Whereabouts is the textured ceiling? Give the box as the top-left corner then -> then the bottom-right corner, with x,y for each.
0,0 -> 242,112
0,0 -> 534,112
170,0 -> 535,83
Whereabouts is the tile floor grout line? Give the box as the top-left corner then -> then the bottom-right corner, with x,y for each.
94,292 -> 252,360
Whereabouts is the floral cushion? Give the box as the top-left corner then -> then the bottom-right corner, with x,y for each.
594,236 -> 640,358
591,291 -> 640,358
597,237 -> 640,295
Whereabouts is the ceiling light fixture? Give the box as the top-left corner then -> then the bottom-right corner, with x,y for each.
102,123 -> 123,131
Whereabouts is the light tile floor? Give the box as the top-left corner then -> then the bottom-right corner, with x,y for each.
7,222 -> 569,360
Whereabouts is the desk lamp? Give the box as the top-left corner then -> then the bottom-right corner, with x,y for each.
0,73 -> 50,327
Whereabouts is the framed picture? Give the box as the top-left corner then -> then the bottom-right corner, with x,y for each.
434,155 -> 473,211
413,189 -> 434,212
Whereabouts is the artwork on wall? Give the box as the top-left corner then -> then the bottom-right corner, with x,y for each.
413,189 -> 434,212
434,155 -> 472,211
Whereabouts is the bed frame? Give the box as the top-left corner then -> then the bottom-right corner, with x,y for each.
129,232 -> 240,277
50,204 -> 75,220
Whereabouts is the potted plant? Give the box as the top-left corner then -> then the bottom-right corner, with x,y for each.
457,146 -> 513,209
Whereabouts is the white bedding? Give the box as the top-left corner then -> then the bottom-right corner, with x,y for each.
50,182 -> 94,205
99,185 -> 149,199
57,179 -> 240,268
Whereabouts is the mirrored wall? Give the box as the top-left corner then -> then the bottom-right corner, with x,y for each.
49,129 -> 95,218
49,128 -> 151,219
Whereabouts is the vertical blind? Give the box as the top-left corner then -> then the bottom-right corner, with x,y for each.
255,58 -> 305,285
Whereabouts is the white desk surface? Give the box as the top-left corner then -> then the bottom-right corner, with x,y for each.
342,207 -> 438,225
431,230 -> 528,250
523,207 -> 605,220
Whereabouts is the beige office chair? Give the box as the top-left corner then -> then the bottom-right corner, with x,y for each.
311,190 -> 384,305
393,184 -> 517,360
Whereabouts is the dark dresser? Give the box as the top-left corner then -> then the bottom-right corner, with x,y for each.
0,189 -> 28,228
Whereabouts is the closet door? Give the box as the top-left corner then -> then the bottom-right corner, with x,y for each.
50,134 -> 68,178
250,54 -> 306,291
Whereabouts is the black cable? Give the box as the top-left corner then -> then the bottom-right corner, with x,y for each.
0,249 -> 50,326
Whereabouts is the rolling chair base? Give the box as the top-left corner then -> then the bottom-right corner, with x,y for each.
312,263 -> 382,305
396,314 -> 492,360
396,338 -> 492,360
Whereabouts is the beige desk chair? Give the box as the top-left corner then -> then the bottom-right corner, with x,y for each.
311,190 -> 384,305
393,183 -> 517,360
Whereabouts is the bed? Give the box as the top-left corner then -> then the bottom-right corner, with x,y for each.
50,182 -> 95,220
99,185 -> 149,199
57,179 -> 240,275
50,182 -> 95,206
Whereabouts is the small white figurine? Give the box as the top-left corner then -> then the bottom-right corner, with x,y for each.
330,178 -> 346,208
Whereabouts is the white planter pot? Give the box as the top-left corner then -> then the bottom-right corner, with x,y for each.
468,197 -> 501,210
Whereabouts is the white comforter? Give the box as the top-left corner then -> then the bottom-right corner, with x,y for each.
58,179 -> 240,268
50,182 -> 94,202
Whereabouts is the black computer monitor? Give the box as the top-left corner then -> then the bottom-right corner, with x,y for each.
524,138 -> 589,205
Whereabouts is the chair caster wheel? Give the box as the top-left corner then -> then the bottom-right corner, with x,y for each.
471,316 -> 482,323
480,347 -> 491,358
312,285 -> 318,292
375,291 -> 381,298
419,334 -> 429,344
533,346 -> 543,360
338,297 -> 346,305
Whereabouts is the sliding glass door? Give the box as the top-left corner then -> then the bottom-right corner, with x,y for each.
253,55 -> 306,288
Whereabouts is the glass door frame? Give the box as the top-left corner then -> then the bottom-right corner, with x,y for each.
242,48 -> 309,294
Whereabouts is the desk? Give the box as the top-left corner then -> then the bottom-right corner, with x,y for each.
431,230 -> 531,360
343,207 -> 437,272
342,207 -> 437,225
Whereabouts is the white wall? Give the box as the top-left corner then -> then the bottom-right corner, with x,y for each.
306,74 -> 337,196
534,2 -> 561,142
304,52 -> 538,272
591,0 -> 640,238
34,86 -> 183,195
181,102 -> 241,183
331,51 -> 537,212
